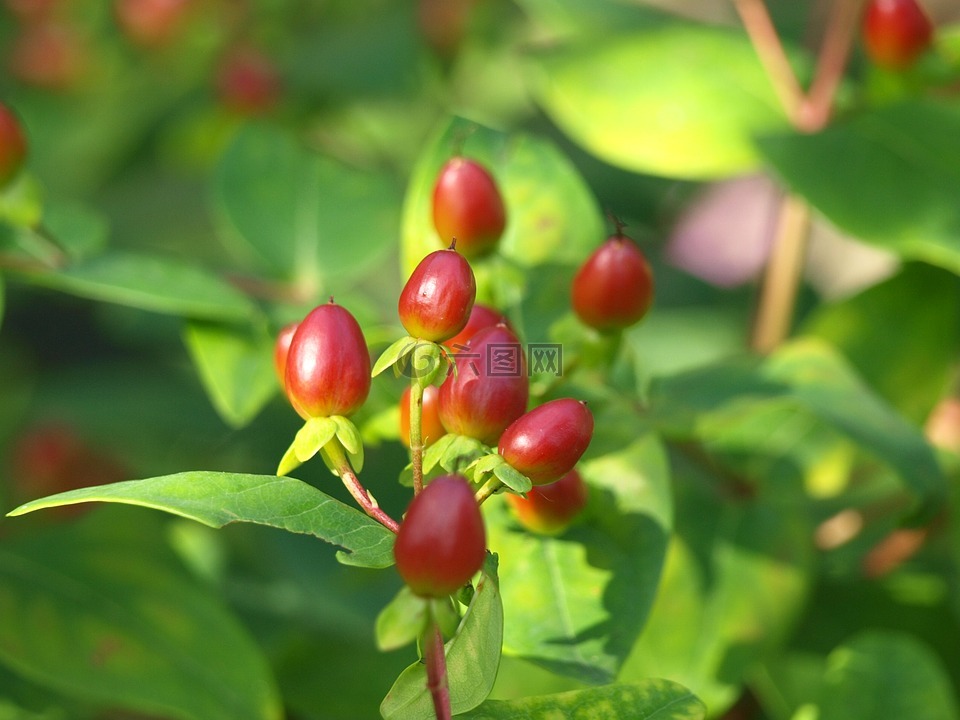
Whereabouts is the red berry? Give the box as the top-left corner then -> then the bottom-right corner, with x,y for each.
498,399 -> 593,486
216,46 -> 281,116
438,324 -> 529,445
114,0 -> 191,47
398,246 -> 476,342
445,303 -> 508,351
862,0 -> 933,70
507,469 -> 588,534
399,385 -> 446,448
4,0 -> 59,23
432,157 -> 506,258
572,235 -> 654,332
0,103 -> 27,187
417,0 -> 475,57
8,21 -> 85,90
273,321 -> 298,390
284,301 -> 371,419
393,474 -> 486,597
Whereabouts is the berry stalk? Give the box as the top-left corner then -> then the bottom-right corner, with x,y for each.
324,440 -> 400,533
410,380 -> 426,494
423,614 -> 452,720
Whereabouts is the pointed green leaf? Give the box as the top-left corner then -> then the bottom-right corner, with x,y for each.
294,417 -> 338,463
14,251 -> 257,321
492,463 -> 532,494
490,435 -> 672,682
183,321 -> 278,428
0,511 -> 282,720
277,441 -> 302,477
7,472 -> 396,568
423,434 -> 458,473
531,24 -> 792,179
372,336 -> 418,377
381,557 -> 503,719
459,679 -> 706,719
375,587 -> 428,652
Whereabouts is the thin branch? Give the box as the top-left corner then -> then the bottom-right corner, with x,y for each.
410,382 -> 425,495
424,617 -> 452,720
324,441 -> 400,533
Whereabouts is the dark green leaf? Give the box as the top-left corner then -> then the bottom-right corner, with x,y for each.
375,587 -> 428,652
816,631 -> 959,720
372,337 -> 417,377
0,510 -> 282,720
182,321 -> 278,428
42,200 -> 108,262
758,99 -> 960,274
402,116 -> 603,278
7,472 -> 395,568
14,251 -> 257,321
649,339 -> 948,521
459,678 -> 706,719
381,558 -> 503,719
490,435 -> 672,682
212,125 -> 401,282
531,24 -> 792,179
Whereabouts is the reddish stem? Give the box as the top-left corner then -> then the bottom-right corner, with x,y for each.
326,441 -> 400,533
799,0 -> 863,131
424,619 -> 452,720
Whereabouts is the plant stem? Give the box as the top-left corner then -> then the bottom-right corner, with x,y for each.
474,477 -> 503,505
423,611 -> 452,720
410,381 -> 426,495
799,0 -> 863,132
732,0 -> 805,121
324,441 -> 400,533
750,194 -> 811,353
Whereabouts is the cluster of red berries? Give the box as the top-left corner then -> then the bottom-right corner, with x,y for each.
272,152 -> 657,599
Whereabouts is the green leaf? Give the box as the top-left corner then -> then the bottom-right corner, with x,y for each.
649,338 -> 948,522
815,631 -> 959,720
459,678 -> 706,719
802,263 -> 960,424
6,472 -> 395,569
439,435 -> 488,474
381,558 -> 503,719
402,116 -> 603,278
0,510 -> 282,720
294,417 -> 338,463
212,125 -> 401,282
530,24 -> 792,179
42,200 -> 108,262
14,251 -> 257,321
757,99 -> 960,274
372,336 -> 417,377
489,435 -> 672,682
0,172 -> 42,227
183,321 -> 278,428
0,272 -> 4,332
492,463 -> 532,494
423,434 -> 458,473
375,586 -> 428,652
471,452 -> 507,477
618,465 -> 814,714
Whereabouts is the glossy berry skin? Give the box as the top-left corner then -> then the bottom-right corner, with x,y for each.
216,47 -> 281,116
498,399 -> 594,486
0,104 -> 27,187
393,474 -> 486,598
432,157 -> 506,258
572,235 -> 654,332
284,302 -> 371,419
399,247 -> 476,342
273,321 -> 298,390
445,303 -> 508,351
399,385 -> 446,448
862,0 -> 933,70
507,469 -> 588,534
438,324 -> 529,445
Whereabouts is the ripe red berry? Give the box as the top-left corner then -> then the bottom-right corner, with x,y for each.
438,324 -> 529,445
114,0 -> 191,47
216,46 -> 281,116
273,321 -> 298,390
399,385 -> 446,448
8,21 -> 85,90
393,474 -> 486,597
432,157 -> 506,258
507,469 -> 588,534
398,246 -> 477,343
284,301 -> 371,419
445,303 -> 508,351
571,235 -> 654,332
0,103 -> 27,187
498,399 -> 594,486
862,0 -> 934,70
